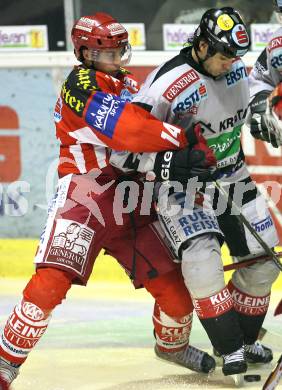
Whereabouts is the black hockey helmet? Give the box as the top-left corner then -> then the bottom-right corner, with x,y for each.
273,0 -> 282,13
194,7 -> 251,58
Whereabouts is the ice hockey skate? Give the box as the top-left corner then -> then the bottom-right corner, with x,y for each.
222,345 -> 247,375
0,376 -> 8,390
0,357 -> 20,390
220,346 -> 247,387
245,341 -> 273,364
154,343 -> 216,374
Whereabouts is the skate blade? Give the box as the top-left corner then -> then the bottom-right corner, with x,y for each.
154,355 -> 210,375
232,373 -> 244,387
224,373 -> 244,387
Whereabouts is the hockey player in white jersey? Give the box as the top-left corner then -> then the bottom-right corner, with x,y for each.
111,7 -> 279,377
248,0 -> 282,147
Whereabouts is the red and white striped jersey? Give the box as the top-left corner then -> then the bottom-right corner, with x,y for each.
54,65 -> 188,177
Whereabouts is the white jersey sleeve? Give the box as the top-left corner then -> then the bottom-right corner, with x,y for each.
110,61 -> 178,175
110,150 -> 157,173
249,27 -> 282,99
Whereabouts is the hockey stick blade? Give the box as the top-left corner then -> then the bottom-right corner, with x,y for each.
274,299 -> 282,316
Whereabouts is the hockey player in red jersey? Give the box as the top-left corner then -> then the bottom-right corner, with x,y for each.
0,13 -> 217,389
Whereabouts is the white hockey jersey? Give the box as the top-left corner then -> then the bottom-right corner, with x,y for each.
111,47 -> 250,184
249,27 -> 282,98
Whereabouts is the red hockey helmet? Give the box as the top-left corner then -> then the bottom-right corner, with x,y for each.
71,12 -> 129,51
71,13 -> 131,66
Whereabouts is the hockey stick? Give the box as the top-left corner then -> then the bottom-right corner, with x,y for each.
223,251 -> 282,272
213,181 -> 282,272
262,354 -> 282,390
274,298 -> 282,316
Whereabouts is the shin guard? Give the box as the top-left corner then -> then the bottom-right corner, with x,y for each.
193,287 -> 244,355
144,269 -> 194,352
0,268 -> 72,364
0,299 -> 50,364
153,302 -> 193,352
228,280 -> 270,344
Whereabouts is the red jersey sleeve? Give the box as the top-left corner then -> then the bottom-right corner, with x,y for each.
83,90 -> 187,151
58,67 -> 188,152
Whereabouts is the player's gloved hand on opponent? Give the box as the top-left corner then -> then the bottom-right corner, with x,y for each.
249,86 -> 282,148
153,123 -> 217,183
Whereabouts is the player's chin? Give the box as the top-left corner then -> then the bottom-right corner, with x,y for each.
108,66 -> 120,75
214,69 -> 230,78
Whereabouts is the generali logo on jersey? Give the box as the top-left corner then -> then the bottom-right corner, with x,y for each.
46,219 -> 95,276
268,35 -> 282,52
163,69 -> 200,102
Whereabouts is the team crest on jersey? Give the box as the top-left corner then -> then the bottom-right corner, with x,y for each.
225,60 -> 248,87
163,69 -> 200,102
172,81 -> 207,115
46,219 -> 95,276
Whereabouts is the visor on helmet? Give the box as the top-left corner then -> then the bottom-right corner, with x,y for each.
71,13 -> 130,64
84,43 -> 132,67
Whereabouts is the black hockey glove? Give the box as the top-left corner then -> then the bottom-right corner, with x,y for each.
153,149 -> 215,183
153,124 -> 217,183
249,90 -> 282,148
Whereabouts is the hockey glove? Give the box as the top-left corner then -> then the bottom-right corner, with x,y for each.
153,124 -> 217,183
250,89 -> 282,148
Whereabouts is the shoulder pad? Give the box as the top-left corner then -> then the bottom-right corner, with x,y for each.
61,67 -> 99,117
68,66 -> 99,92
